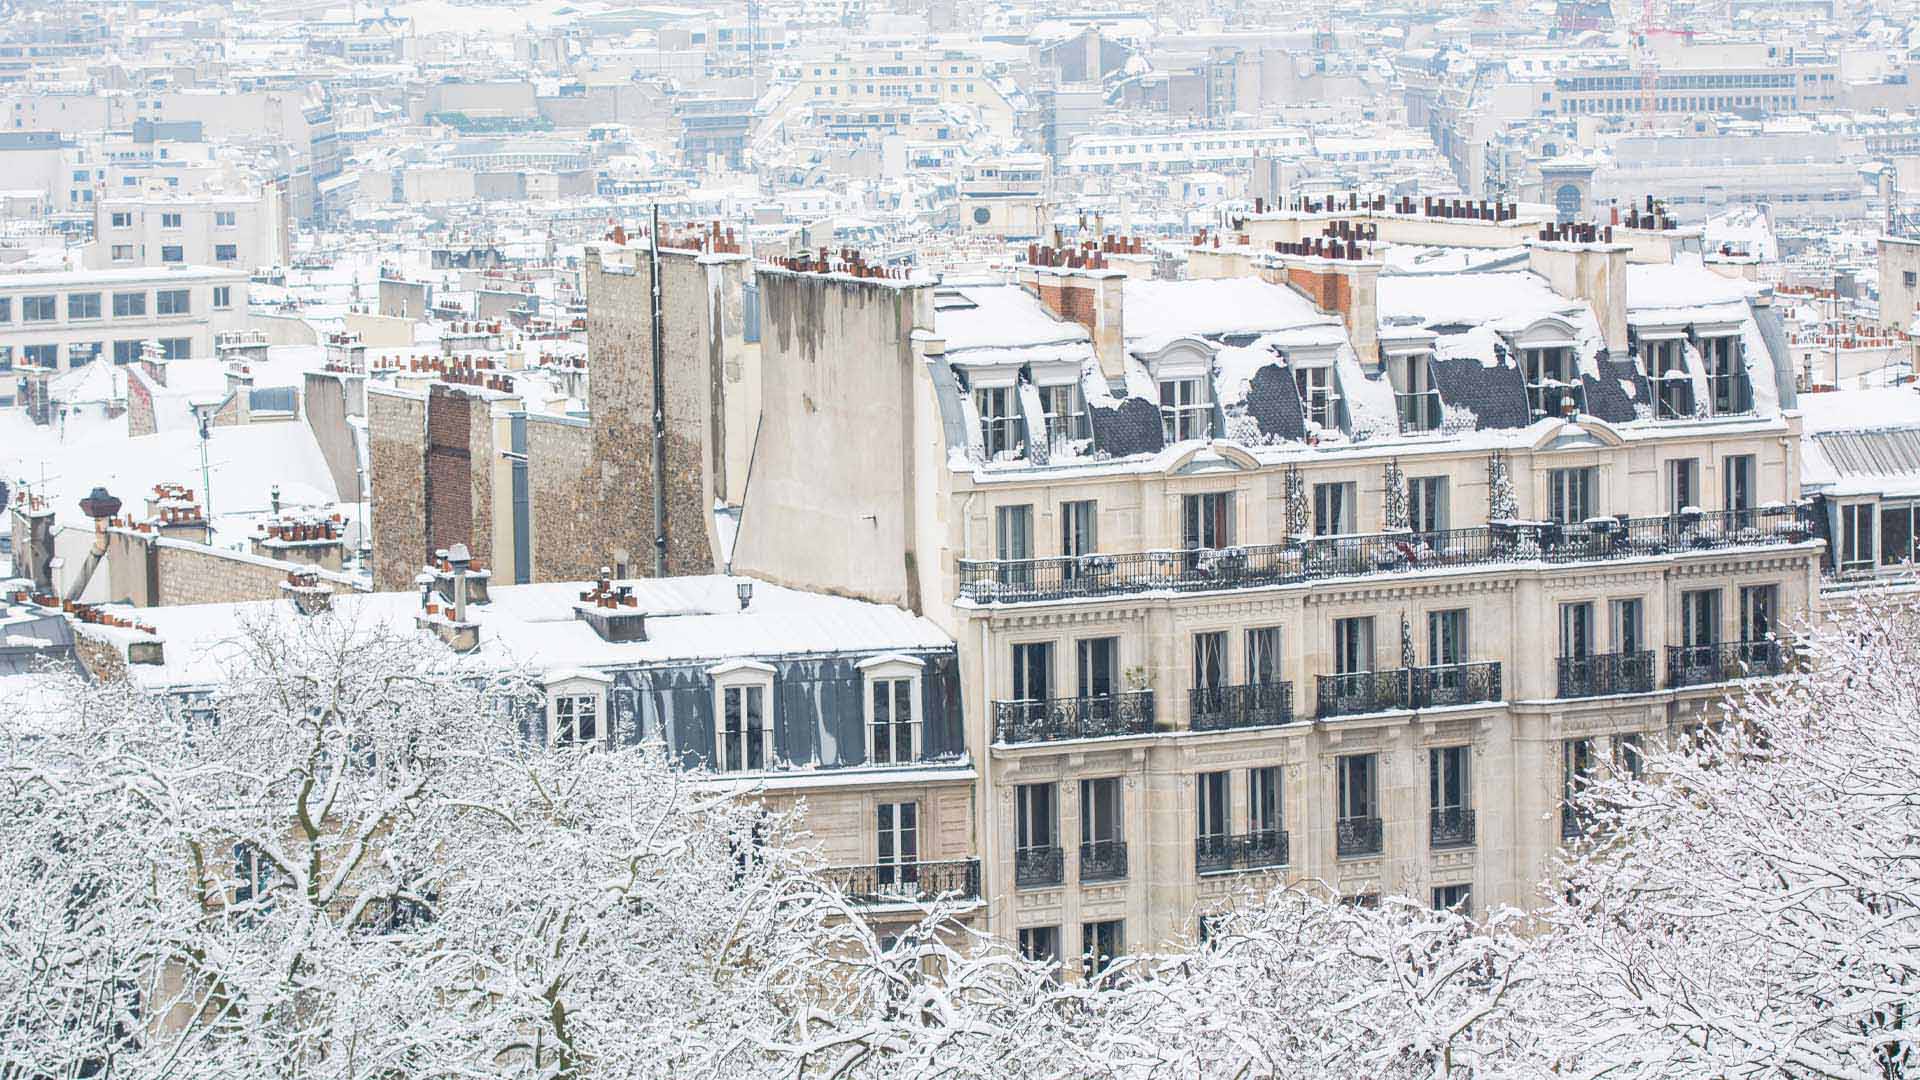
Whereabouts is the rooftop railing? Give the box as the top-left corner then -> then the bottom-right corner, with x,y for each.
1667,639 -> 1789,688
821,858 -> 982,905
957,505 -> 1811,605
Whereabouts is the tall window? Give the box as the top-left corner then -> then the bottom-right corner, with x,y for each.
1703,335 -> 1749,414
1564,737 -> 1599,812
1393,353 -> 1440,432
1039,382 -> 1087,446
1197,771 -> 1229,842
1082,920 -> 1123,981
1523,346 -> 1581,417
1313,481 -> 1355,535
1840,503 -> 1875,573
1722,455 -> 1755,518
868,675 -> 916,764
1739,584 -> 1777,643
1016,783 -> 1056,851
1644,337 -> 1693,419
995,504 -> 1032,587
1334,616 -> 1374,674
1018,925 -> 1060,967
232,842 -> 276,913
1246,627 -> 1281,685
1554,600 -> 1593,661
1431,746 -> 1470,813
1882,504 -> 1919,567
1075,637 -> 1115,698
1681,589 -> 1720,649
1249,766 -> 1281,835
213,286 -> 232,309
1433,884 -> 1472,912
877,802 -> 919,886
1192,631 -> 1227,695
1081,777 -> 1123,846
977,386 -> 1022,458
1061,500 -> 1096,561
1182,491 -> 1233,549
1611,597 -> 1644,654
1427,609 -> 1468,667
553,694 -> 598,747
719,683 -> 768,771
1011,641 -> 1053,704
1337,754 -> 1378,821
1294,365 -> 1338,428
1668,458 -> 1698,513
1408,476 -> 1448,536
1548,467 -> 1594,524
1159,378 -> 1208,441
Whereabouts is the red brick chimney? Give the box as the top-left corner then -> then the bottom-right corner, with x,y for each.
1026,266 -> 1127,379
1263,242 -> 1382,362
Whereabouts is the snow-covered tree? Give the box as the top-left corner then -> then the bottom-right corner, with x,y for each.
1540,601 -> 1920,1079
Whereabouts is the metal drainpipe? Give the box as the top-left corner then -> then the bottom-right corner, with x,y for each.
649,202 -> 668,577
979,610 -> 996,939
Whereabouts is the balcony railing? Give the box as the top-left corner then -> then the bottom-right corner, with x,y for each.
1666,639 -> 1788,688
1315,662 -> 1503,719
1557,650 -> 1656,698
1014,845 -> 1064,889
1336,815 -> 1384,858
1190,681 -> 1294,732
1079,839 -> 1128,883
993,690 -> 1155,745
822,858 -> 982,905
956,504 -> 1811,604
1196,829 -> 1290,874
1429,806 -> 1476,849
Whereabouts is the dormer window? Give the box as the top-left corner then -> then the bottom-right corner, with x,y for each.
859,653 -> 925,765
1038,382 -> 1088,447
1294,366 -> 1339,429
1639,336 -> 1693,419
542,670 -> 612,749
555,695 -> 598,746
1522,345 -> 1582,418
710,660 -> 775,772
1701,335 -> 1750,415
976,386 -> 1023,459
1159,378 -> 1209,441
1388,352 -> 1440,432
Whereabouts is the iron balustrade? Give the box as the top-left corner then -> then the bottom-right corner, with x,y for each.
1666,639 -> 1788,688
1195,829 -> 1290,874
993,690 -> 1156,745
1412,662 -> 1503,708
823,858 -> 982,904
957,504 -> 1812,604
1190,682 -> 1294,732
1336,816 -> 1384,858
1557,650 -> 1656,698
1429,806 -> 1476,849
1316,663 -> 1502,718
1079,839 -> 1129,883
1014,845 -> 1064,889
1317,669 -> 1410,717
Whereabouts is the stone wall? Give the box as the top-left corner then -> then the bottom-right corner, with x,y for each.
368,387 -> 427,592
583,247 -> 713,577
151,540 -> 356,607
526,413 -> 597,582
424,384 -> 473,562
467,392 -> 496,571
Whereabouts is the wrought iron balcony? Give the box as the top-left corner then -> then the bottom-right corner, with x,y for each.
1079,839 -> 1128,883
1190,681 -> 1293,732
1316,669 -> 1410,717
1195,829 -> 1290,875
1666,640 -> 1788,688
1557,650 -> 1656,698
956,504 -> 1811,605
993,690 -> 1155,745
1014,845 -> 1064,889
1315,663 -> 1502,718
1335,815 -> 1384,858
1429,806 -> 1476,849
1412,662 -> 1503,708
822,858 -> 982,905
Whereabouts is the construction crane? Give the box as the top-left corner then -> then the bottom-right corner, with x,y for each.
1634,0 -> 1692,130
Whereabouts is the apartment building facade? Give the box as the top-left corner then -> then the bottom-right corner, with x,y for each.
721,217 -> 1819,971
84,182 -> 288,272
1,265 -> 250,412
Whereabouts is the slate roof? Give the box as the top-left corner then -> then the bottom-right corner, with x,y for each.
1242,362 -> 1309,442
1581,355 -> 1650,424
1089,397 -> 1167,457
1427,356 -> 1532,429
